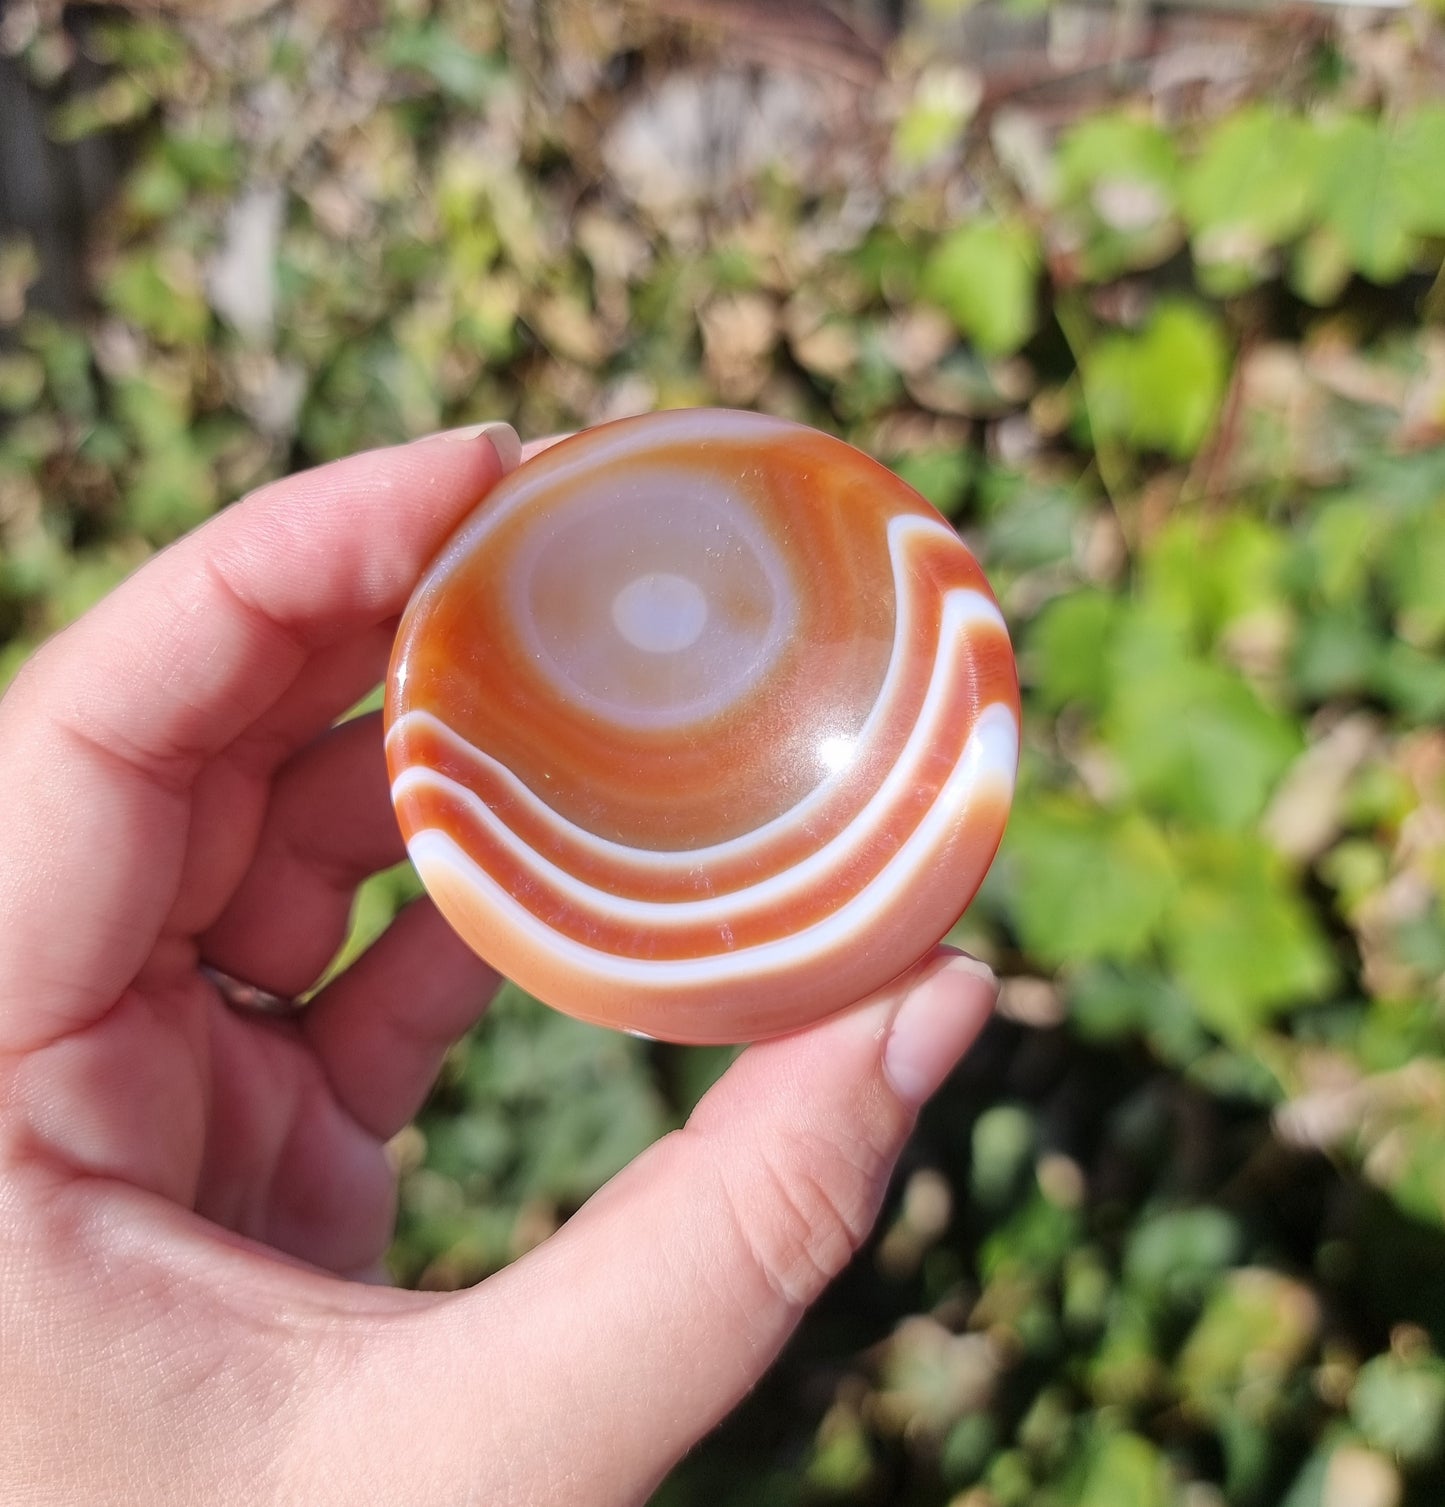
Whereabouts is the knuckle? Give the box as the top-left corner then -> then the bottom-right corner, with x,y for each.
721,1118 -> 899,1312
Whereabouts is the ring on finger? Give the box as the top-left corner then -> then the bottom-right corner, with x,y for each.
201,964 -> 304,1017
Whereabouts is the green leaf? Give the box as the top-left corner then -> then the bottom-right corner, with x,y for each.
1089,1304 -> 1167,1408
1069,966 -> 1212,1064
24,316 -> 96,418
1350,1354 -> 1445,1466
1300,493 -> 1389,607
166,130 -> 241,191
385,23 -> 504,105
971,1104 -> 1037,1208
1139,513 -> 1288,646
113,373 -> 189,451
1057,114 -> 1180,202
1083,301 -> 1229,459
1383,499 -> 1445,648
90,15 -> 190,75
1062,1247 -> 1113,1334
923,219 -> 1038,356
849,226 -> 924,302
402,990 -> 669,1284
1106,621 -> 1301,829
1178,1269 -> 1319,1421
942,1413 -> 1000,1487
1289,224 -> 1355,307
1162,833 -> 1336,1037
1372,1110 -> 1445,1228
1315,115 -> 1418,284
101,251 -> 210,346
1292,609 -> 1383,702
807,1410 -> 874,1493
1394,104 -> 1445,237
1124,1206 -> 1243,1307
980,1189 -> 1081,1282
49,74 -> 154,141
126,442 -> 219,541
892,447 -> 975,518
1055,114 -> 1181,278
1075,1431 -> 1172,1507
124,157 -> 189,220
1026,590 -> 1120,712
0,352 -> 44,413
893,67 -> 978,167
1183,107 -> 1323,277
1003,800 -> 1176,967
978,466 -> 1086,570
1374,639 -> 1445,724
323,863 -> 423,987
985,1449 -> 1035,1507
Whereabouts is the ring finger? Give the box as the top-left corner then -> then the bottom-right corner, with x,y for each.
200,711 -> 403,997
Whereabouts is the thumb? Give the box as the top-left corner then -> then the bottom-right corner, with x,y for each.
314,949 -> 996,1506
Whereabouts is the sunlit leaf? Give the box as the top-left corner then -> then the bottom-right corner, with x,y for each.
1138,512 -> 1288,646
894,67 -> 979,168
1178,1269 -> 1319,1419
101,251 -> 210,346
1394,104 -> 1445,237
1162,833 -> 1336,1037
1083,301 -> 1229,458
923,218 -> 1038,356
1383,499 -> 1445,648
1314,115 -> 1419,284
1003,800 -> 1177,966
1106,620 -> 1301,829
1075,1430 -> 1172,1507
1183,105 -> 1322,243
1055,114 -> 1182,277
1027,590 -> 1120,712
892,447 -> 975,518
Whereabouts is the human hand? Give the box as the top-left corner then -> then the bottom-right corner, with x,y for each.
0,425 -> 998,1506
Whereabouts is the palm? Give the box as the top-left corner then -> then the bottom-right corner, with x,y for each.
126,968 -> 395,1275
23,681 -> 498,1281
135,707 -> 412,1277
12,703 -> 446,1279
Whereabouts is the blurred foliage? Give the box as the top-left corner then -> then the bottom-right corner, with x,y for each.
2,0 -> 1445,1501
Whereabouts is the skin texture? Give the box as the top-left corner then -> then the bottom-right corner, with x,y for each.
0,427 -> 998,1507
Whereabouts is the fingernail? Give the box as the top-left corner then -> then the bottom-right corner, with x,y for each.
431,420 -> 523,472
882,952 -> 998,1109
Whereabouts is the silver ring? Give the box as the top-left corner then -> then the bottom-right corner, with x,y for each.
202,965 -> 302,1017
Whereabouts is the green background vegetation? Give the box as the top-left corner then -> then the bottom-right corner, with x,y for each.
2,0 -> 1444,1501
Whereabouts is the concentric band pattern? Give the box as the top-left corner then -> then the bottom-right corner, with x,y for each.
385,409 -> 1020,1043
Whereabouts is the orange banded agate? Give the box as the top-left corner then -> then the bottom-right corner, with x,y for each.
385,410 -> 1019,1043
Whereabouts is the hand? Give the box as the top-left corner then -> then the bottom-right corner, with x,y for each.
0,424 -> 997,1506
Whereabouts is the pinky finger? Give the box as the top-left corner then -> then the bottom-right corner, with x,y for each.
302,897 -> 500,1141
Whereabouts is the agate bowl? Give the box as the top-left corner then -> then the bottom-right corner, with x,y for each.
385,409 -> 1019,1043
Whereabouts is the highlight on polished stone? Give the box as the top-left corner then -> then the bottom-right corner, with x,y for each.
384,408 -> 1021,1044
